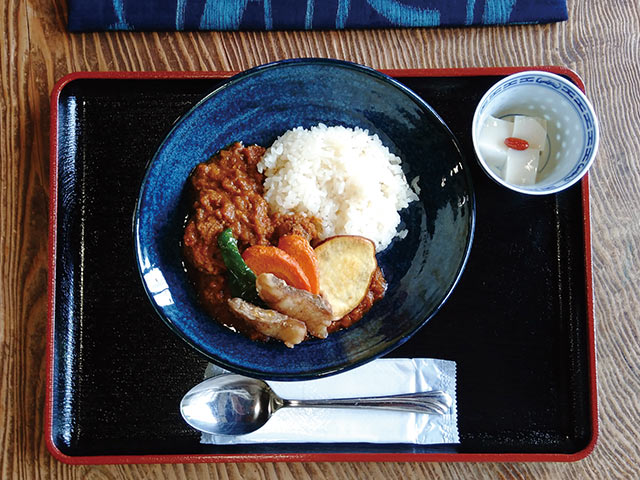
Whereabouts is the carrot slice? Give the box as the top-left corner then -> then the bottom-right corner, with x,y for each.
277,235 -> 320,294
242,245 -> 312,292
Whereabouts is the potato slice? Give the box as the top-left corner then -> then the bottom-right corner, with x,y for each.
314,236 -> 377,319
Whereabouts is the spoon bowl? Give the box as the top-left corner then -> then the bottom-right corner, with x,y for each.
180,374 -> 282,436
180,374 -> 452,436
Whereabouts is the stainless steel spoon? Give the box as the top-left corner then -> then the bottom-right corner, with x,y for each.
180,374 -> 453,436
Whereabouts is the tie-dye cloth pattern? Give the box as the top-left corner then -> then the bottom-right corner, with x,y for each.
68,0 -> 567,31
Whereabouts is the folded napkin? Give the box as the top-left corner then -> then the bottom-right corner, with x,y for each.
68,0 -> 568,32
200,358 -> 458,445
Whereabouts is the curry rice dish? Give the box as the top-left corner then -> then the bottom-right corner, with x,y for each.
182,125 -> 417,347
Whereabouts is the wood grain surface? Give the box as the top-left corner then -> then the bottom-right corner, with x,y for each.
2,0 -> 639,478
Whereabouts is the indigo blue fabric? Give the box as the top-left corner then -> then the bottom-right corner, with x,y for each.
67,0 -> 568,31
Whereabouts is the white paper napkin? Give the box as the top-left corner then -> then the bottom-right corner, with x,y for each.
200,358 -> 458,445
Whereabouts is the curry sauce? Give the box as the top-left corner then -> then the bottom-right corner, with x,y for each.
183,142 -> 385,342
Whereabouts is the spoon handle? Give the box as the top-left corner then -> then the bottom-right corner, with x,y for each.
284,390 -> 453,415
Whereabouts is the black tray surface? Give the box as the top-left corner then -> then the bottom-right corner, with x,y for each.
51,74 -> 592,458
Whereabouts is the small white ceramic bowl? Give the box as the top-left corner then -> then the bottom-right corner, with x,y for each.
472,71 -> 599,195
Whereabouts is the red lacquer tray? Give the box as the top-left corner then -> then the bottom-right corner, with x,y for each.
47,67 -> 597,464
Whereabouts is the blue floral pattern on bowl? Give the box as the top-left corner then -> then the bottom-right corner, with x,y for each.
472,70 -> 599,195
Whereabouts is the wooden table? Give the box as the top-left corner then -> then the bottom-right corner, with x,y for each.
2,0 -> 639,478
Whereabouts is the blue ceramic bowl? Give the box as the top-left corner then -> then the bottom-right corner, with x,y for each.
134,59 -> 475,380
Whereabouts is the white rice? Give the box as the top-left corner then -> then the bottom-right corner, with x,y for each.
257,124 -> 419,251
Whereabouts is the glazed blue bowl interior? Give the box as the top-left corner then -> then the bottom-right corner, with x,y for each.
135,59 -> 475,380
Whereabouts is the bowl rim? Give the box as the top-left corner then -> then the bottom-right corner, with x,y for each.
133,58 -> 476,380
471,70 -> 600,196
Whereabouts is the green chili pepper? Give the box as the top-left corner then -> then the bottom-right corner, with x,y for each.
217,228 -> 262,305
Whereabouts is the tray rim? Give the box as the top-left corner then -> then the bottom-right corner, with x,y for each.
46,66 -> 597,465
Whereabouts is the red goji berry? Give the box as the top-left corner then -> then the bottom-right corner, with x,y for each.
504,137 -> 529,151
